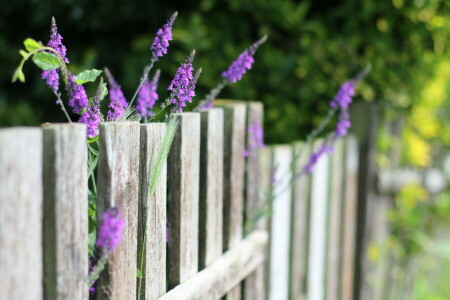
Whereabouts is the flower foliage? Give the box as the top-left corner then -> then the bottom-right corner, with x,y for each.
150,12 -> 177,62
105,68 -> 128,121
136,70 -> 160,118
96,207 -> 125,253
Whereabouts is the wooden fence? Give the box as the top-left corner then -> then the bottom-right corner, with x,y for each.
0,101 -> 360,300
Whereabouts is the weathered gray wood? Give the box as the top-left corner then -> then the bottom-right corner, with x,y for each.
43,124 -> 88,300
221,103 -> 247,300
138,123 -> 167,300
325,139 -> 344,300
199,109 -> 224,269
340,136 -> 359,300
0,128 -> 43,300
96,121 -> 140,300
159,230 -> 268,300
289,142 -> 312,300
167,113 -> 201,289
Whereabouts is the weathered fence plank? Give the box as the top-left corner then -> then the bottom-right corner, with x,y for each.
199,108 -> 224,269
0,128 -> 43,300
43,124 -> 88,300
138,123 -> 167,300
167,113 -> 201,289
307,140 -> 330,300
325,139 -> 345,300
268,145 -> 293,300
289,142 -> 312,300
96,122 -> 140,300
222,103 -> 247,300
340,136 -> 359,300
159,230 -> 268,300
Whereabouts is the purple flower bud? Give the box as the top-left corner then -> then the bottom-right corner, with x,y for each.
136,70 -> 160,118
222,35 -> 267,83
150,12 -> 177,62
78,98 -> 101,138
42,69 -> 59,93
105,69 -> 128,121
96,207 -> 125,253
329,81 -> 356,109
67,73 -> 88,114
48,17 -> 69,63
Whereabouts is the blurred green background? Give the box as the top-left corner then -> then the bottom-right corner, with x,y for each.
1,1 -> 450,298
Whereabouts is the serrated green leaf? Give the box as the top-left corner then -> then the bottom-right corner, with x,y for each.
75,69 -> 103,85
24,38 -> 42,52
136,268 -> 143,278
32,52 -> 60,70
19,50 -> 29,59
12,68 -> 25,83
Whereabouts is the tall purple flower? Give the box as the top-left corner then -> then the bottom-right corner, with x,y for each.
150,12 -> 177,62
78,98 -> 101,138
96,207 -> 125,253
136,70 -> 160,118
66,73 -> 88,114
168,51 -> 199,112
244,121 -> 265,157
41,17 -> 69,93
105,69 -> 128,121
222,35 -> 267,83
329,81 -> 356,109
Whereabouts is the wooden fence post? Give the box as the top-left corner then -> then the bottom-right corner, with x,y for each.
307,140 -> 331,300
289,142 -> 312,300
96,121 -> 140,300
43,124 -> 88,300
0,128 -> 43,300
222,103 -> 247,299
268,145 -> 293,300
167,113 -> 200,289
139,123 -> 167,300
199,108 -> 224,269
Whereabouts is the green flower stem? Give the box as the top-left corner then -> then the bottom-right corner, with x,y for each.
88,250 -> 109,286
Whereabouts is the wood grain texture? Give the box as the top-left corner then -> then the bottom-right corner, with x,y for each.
139,123 -> 167,300
0,128 -> 43,300
221,104 -> 247,300
159,230 -> 268,300
199,109 -> 224,269
307,140 -> 330,300
340,136 -> 359,300
43,124 -> 88,300
96,121 -> 140,300
325,140 -> 344,300
167,113 -> 201,289
268,145 -> 293,300
289,142 -> 312,300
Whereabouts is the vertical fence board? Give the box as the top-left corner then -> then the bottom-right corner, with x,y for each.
167,113 -> 200,288
268,145 -> 293,300
0,128 -> 43,300
139,123 -> 167,300
97,122 -> 140,300
289,142 -> 312,300
43,124 -> 88,300
307,140 -> 330,300
340,136 -> 359,300
222,104 -> 247,300
199,109 -> 224,269
325,140 -> 345,300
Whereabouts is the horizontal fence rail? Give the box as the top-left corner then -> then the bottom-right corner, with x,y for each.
0,101 -> 361,300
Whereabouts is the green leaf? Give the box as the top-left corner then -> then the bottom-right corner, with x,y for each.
12,68 -> 25,83
136,268 -> 143,278
75,69 -> 103,85
31,52 -> 60,70
99,83 -> 108,101
88,136 -> 99,144
19,50 -> 29,59
23,38 -> 42,52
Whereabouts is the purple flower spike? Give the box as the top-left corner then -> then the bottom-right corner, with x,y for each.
96,207 -> 125,253
42,69 -> 59,93
67,74 -> 88,114
150,12 -> 178,62
136,70 -> 160,118
168,51 -> 200,112
244,121 -> 265,157
222,35 -> 267,83
105,68 -> 128,121
78,99 -> 101,138
329,81 -> 356,109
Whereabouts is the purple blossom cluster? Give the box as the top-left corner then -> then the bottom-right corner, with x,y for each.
136,70 -> 160,118
78,98 -> 101,138
150,12 -> 177,62
303,143 -> 334,174
244,121 -> 265,157
67,74 -> 88,114
329,81 -> 356,109
168,51 -> 199,112
96,207 -> 125,253
105,70 -> 128,121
